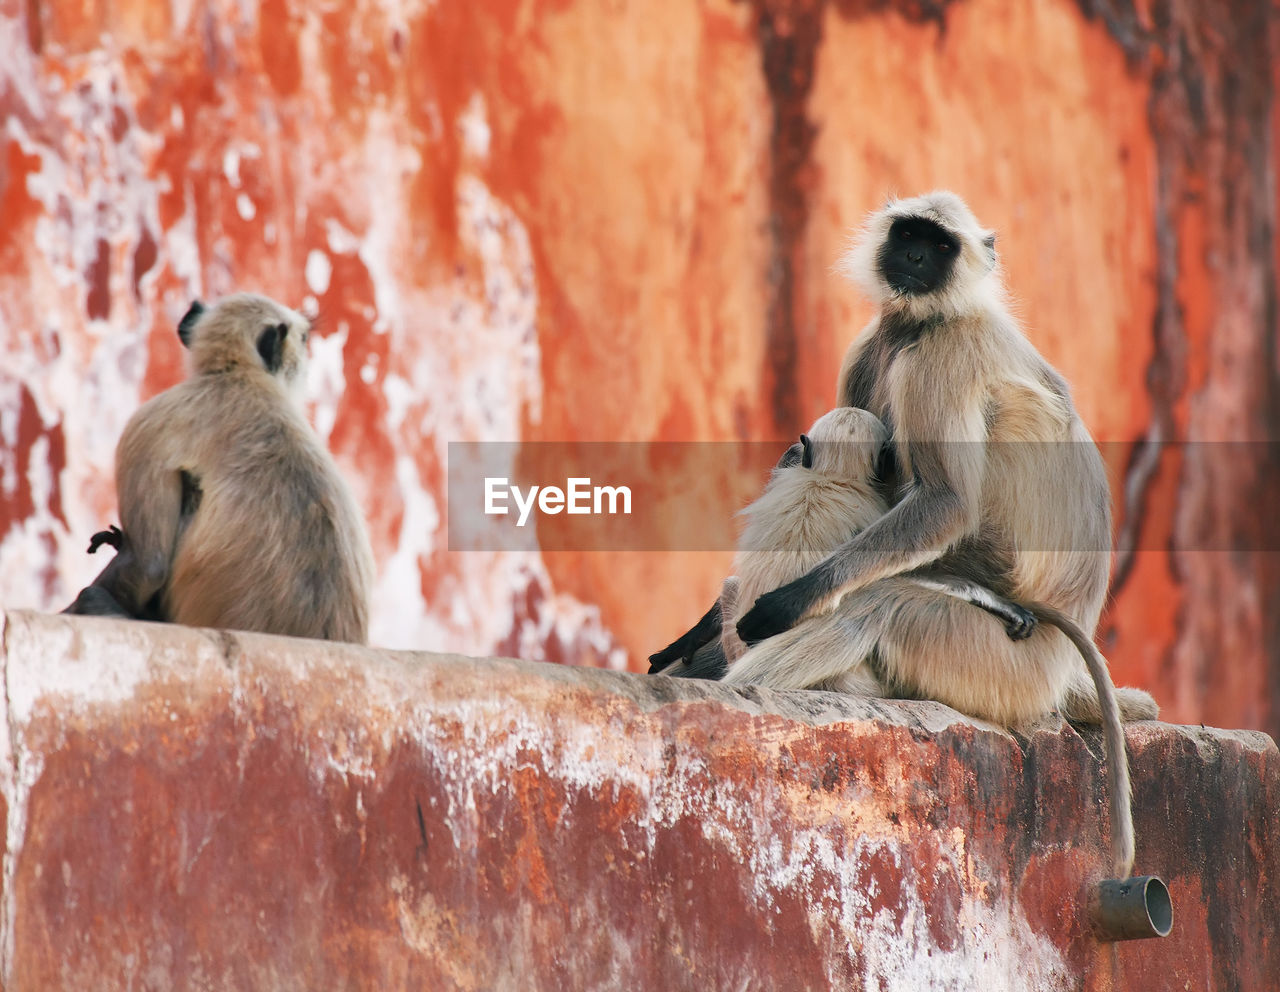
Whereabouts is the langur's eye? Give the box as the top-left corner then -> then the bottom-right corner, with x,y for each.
937,242 -> 952,253
900,228 -> 913,239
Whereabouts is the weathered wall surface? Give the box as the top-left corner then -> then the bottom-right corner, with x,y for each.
0,610 -> 1276,990
1,1 -> 1277,734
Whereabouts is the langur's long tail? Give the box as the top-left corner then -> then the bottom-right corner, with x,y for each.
1031,601 -> 1134,879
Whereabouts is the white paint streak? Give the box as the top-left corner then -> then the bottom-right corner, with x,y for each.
306,321 -> 349,445
459,92 -> 492,161
368,455 -> 445,649
0,380 -> 19,501
382,373 -> 414,433
166,185 -> 203,291
305,249 -> 332,295
223,148 -> 242,188
324,218 -> 362,256
453,173 -> 543,429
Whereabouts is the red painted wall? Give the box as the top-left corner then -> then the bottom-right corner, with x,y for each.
4,611 -> 1277,990
1,0 -> 1277,736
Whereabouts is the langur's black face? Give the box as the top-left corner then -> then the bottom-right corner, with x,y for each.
877,216 -> 959,295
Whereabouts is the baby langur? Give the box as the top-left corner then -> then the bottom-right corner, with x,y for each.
64,294 -> 374,644
720,408 -> 891,670
717,407 -> 1037,690
650,407 -> 1039,681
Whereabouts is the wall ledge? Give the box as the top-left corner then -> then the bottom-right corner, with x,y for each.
0,609 -> 1276,990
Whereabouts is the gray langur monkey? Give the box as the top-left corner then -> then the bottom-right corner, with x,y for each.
720,407 -> 892,672
732,191 -> 1157,878
63,293 -> 374,644
655,191 -> 1157,879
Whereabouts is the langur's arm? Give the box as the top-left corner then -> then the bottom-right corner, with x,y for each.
737,358 -> 989,643
718,576 -> 749,663
648,597 -> 724,673
91,424 -> 184,615
836,318 -> 882,410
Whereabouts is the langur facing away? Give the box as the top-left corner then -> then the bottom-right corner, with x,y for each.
64,293 -> 374,644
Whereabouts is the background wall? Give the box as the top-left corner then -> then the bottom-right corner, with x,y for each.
1,0 -> 1276,736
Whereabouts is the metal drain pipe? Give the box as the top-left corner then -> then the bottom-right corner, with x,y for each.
1091,876 -> 1174,941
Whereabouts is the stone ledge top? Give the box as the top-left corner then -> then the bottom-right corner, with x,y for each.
4,608 -> 1274,756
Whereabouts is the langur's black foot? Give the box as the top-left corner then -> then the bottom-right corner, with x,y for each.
61,585 -> 133,618
664,640 -> 729,681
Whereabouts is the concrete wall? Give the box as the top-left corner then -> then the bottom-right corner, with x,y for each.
1,610 -> 1275,990
1,0 -> 1278,736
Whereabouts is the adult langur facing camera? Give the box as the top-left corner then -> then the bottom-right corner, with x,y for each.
654,192 -> 1157,879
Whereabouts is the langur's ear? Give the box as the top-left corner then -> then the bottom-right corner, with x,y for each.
177,301 -> 205,348
800,434 -> 813,469
256,322 -> 288,373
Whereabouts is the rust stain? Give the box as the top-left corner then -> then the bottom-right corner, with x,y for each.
84,238 -> 111,321
750,0 -> 824,435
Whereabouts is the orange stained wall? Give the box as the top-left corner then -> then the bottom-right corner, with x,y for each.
0,0 -> 1276,737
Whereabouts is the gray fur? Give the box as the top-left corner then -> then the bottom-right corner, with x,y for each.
722,407 -> 889,664
64,293 -> 374,644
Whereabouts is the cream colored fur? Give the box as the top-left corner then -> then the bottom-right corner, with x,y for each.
721,407 -> 888,664
107,294 -> 373,643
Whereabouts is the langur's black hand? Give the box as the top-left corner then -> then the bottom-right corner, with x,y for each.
87,525 -> 124,554
736,580 -> 813,644
1003,603 -> 1037,641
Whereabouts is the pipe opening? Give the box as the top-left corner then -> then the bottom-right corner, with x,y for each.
1092,875 -> 1174,941
1144,877 -> 1173,936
